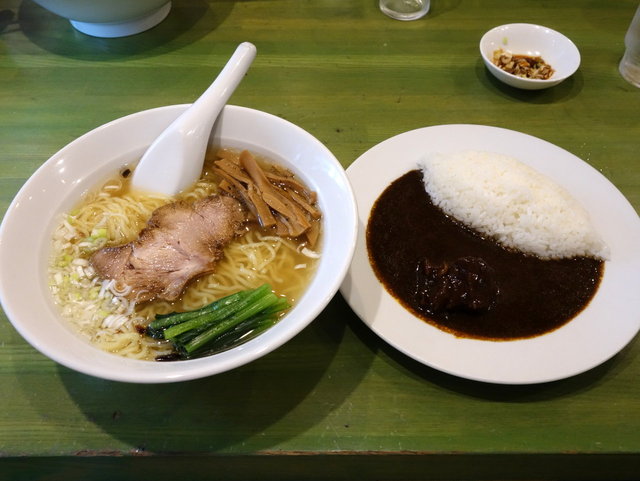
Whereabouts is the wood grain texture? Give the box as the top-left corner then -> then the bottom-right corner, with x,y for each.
0,0 -> 639,479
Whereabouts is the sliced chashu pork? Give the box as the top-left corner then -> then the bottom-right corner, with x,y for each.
91,195 -> 247,303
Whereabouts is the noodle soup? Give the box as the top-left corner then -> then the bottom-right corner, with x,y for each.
48,149 -> 321,361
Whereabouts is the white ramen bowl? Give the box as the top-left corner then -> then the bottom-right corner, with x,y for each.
480,23 -> 581,90
0,105 -> 357,383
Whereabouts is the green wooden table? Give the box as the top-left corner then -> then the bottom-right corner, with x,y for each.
1,1 -> 639,479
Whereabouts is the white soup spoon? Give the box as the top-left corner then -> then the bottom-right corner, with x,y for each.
131,41 -> 257,195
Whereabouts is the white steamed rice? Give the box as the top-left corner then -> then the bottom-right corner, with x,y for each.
418,150 -> 609,260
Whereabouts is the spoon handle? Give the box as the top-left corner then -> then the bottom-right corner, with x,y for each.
176,42 -> 257,137
132,42 -> 257,195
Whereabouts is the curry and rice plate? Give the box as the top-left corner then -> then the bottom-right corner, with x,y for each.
367,150 -> 607,340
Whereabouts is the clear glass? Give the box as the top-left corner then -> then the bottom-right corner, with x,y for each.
379,0 -> 430,21
619,4 -> 640,87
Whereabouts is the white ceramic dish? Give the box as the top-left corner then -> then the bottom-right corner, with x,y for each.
479,23 -> 580,90
0,105 -> 357,383
31,0 -> 171,37
340,124 -> 640,385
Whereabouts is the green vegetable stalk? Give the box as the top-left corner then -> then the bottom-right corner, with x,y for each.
145,283 -> 289,360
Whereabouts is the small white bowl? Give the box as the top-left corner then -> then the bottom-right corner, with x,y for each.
0,105 -> 357,383
31,0 -> 171,37
480,23 -> 581,90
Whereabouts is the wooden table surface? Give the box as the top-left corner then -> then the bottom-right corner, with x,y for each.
1,0 -> 639,479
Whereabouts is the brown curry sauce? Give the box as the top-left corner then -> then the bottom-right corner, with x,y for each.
366,170 -> 603,340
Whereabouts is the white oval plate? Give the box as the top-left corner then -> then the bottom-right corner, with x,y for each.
340,124 -> 640,385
